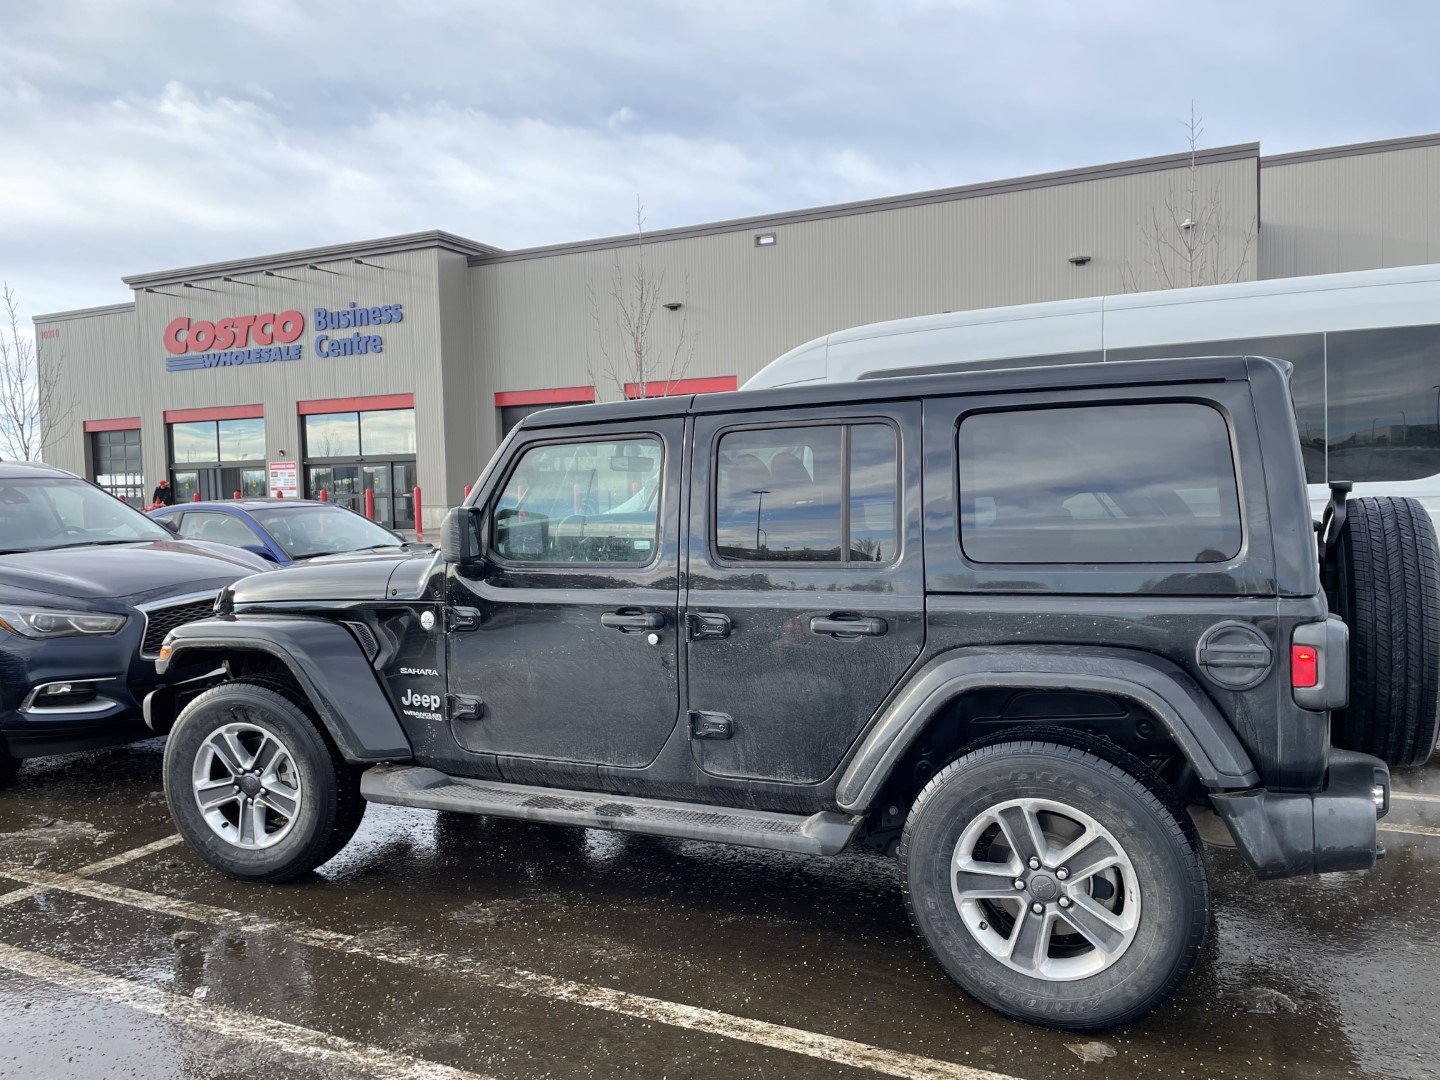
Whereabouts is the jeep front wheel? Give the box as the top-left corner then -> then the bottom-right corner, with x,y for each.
899,737 -> 1208,1030
163,680 -> 366,882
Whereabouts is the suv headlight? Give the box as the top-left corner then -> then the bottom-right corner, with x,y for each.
0,606 -> 127,639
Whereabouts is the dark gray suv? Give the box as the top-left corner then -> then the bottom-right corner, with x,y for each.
151,356 -> 1438,1030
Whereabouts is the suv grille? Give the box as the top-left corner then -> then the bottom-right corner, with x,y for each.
141,597 -> 216,657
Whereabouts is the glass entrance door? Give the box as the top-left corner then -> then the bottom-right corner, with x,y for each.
363,464 -> 392,527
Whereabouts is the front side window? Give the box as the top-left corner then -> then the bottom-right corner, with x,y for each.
958,403 -> 1242,564
713,423 -> 898,564
491,437 -> 662,565
177,511 -> 261,549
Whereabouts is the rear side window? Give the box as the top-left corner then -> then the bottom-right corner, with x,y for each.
958,403 -> 1242,564
714,423 -> 898,564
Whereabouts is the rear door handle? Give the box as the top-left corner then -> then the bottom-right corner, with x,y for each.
809,615 -> 887,637
601,610 -> 666,632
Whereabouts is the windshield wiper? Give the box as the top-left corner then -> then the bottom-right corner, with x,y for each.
58,539 -> 152,548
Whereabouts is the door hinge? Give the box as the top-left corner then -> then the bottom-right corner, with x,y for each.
449,607 -> 481,632
687,611 -> 732,640
689,710 -> 733,739
447,694 -> 485,721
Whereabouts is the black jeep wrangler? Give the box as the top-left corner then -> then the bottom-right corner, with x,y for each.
153,356 -> 1439,1030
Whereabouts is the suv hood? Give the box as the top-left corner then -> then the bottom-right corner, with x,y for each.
0,540 -> 270,607
229,552 -> 418,606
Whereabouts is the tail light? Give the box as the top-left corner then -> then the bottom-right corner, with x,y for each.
1291,646 -> 1318,688
1291,618 -> 1348,711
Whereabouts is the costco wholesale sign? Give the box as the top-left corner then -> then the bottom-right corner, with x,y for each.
163,302 -> 405,373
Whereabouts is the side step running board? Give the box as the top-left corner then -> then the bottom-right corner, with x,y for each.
361,765 -> 862,856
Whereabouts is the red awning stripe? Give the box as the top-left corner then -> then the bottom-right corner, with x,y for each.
162,404 -> 264,423
623,376 -> 738,399
494,386 -> 596,407
83,417 -> 142,433
296,393 -> 415,416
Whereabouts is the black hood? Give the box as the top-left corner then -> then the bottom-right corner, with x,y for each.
229,552 -> 416,606
0,540 -> 271,608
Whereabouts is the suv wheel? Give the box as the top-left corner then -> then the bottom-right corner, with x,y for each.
900,736 -> 1208,1031
163,680 -> 366,882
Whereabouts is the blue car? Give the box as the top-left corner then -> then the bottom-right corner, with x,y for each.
148,499 -> 429,566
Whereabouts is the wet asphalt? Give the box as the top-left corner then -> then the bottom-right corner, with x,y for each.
0,741 -> 1437,1080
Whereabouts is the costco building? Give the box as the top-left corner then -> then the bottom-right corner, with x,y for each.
34,131 -> 1440,534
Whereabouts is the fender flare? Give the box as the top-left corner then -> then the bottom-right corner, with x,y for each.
836,645 -> 1259,812
158,615 -> 412,764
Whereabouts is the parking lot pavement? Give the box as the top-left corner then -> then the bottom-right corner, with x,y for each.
1,742 -> 1437,1080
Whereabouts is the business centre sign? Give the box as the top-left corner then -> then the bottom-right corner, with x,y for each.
163,302 -> 406,373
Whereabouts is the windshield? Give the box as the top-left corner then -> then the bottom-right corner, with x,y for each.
249,505 -> 405,559
0,477 -> 171,553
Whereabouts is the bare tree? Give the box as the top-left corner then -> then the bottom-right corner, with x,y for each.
0,283 -> 72,461
587,197 -> 694,401
1124,105 -> 1257,292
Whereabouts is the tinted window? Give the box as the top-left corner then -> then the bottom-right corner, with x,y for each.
1106,334 -> 1325,484
492,437 -> 661,565
1327,325 -> 1440,483
177,511 -> 260,548
171,421 -> 219,463
959,403 -> 1242,564
714,423 -> 898,563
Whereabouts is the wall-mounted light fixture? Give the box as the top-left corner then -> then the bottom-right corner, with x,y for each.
308,263 -> 341,275
662,302 -> 683,311
182,282 -> 217,292
353,258 -> 384,270
143,287 -> 181,297
755,233 -> 777,247
1068,255 -> 1092,266
222,276 -> 256,287
264,270 -> 299,281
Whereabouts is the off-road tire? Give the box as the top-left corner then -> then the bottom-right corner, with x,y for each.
1327,496 -> 1440,767
163,679 -> 366,882
899,736 -> 1209,1031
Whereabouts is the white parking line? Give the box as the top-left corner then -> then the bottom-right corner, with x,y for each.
0,863 -> 1018,1080
1380,822 -> 1440,838
0,833 -> 182,909
0,941 -> 495,1080
1390,791 -> 1440,805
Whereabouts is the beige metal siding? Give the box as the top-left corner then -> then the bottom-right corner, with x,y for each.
38,305 -> 141,475
1261,144 -> 1440,279
472,157 -> 1259,401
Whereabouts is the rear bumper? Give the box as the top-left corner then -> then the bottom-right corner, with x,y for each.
1210,749 -> 1389,879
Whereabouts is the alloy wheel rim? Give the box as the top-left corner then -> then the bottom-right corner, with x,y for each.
950,796 -> 1141,981
192,721 -> 303,850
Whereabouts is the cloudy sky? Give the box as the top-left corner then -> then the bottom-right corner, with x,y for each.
2,0 -> 1435,320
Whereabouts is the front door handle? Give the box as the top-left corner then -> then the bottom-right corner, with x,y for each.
809,615 -> 887,638
601,610 -> 666,632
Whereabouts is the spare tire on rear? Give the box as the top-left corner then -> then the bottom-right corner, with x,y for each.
1325,496 -> 1440,767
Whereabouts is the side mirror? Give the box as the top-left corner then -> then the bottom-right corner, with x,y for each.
156,516 -> 180,535
441,506 -> 481,564
242,545 -> 278,562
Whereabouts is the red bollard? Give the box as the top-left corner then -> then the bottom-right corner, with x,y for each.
191,492 -> 200,502
233,489 -> 241,500
274,489 -> 283,498
364,487 -> 376,520
413,487 -> 423,541
318,488 -> 328,502
464,484 -> 471,499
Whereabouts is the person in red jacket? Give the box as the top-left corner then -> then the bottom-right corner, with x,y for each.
150,478 -> 175,507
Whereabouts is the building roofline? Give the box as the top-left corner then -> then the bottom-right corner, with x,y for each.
33,301 -> 137,324
1261,131 -> 1440,168
122,230 -> 503,289
471,142 -> 1260,266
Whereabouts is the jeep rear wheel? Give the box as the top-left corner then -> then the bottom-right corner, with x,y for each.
1327,496 -> 1440,767
899,738 -> 1208,1031
163,680 -> 366,882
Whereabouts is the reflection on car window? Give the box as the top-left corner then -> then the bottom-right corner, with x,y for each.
492,438 -> 662,565
177,512 -> 260,549
958,403 -> 1242,564
249,505 -> 404,559
0,478 -> 169,553
713,423 -> 898,564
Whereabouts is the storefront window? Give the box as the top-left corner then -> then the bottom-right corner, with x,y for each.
218,418 -> 266,461
171,421 -> 220,463
303,413 -> 361,458
360,409 -> 417,455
